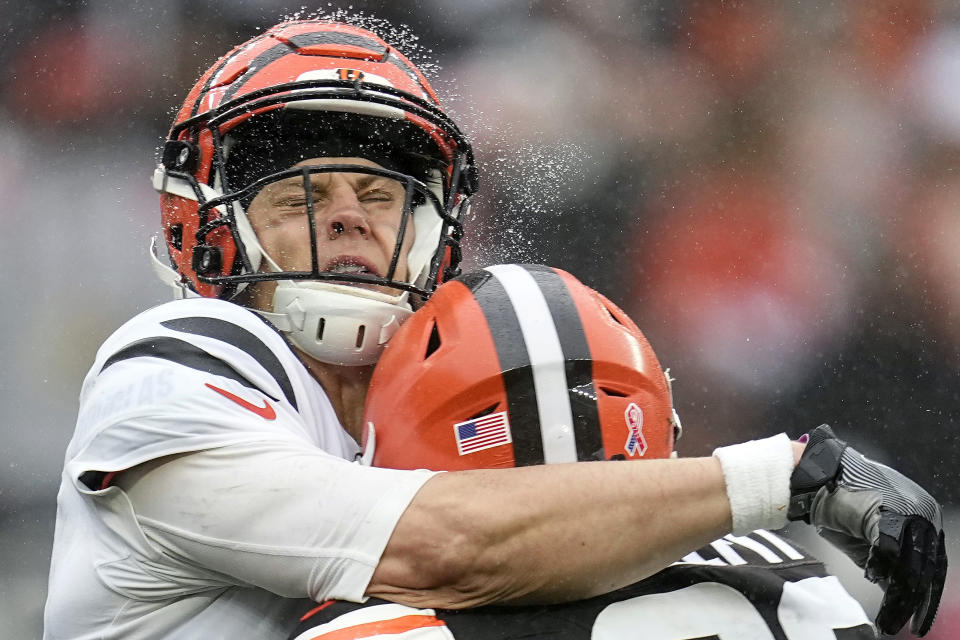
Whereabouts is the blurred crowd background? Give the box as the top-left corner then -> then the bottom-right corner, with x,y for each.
2,0 -> 959,636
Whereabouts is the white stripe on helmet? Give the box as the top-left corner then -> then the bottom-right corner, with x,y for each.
485,264 -> 577,464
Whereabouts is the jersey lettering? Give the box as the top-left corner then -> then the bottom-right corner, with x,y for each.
675,530 -> 802,567
593,577 -> 871,640
292,532 -> 876,640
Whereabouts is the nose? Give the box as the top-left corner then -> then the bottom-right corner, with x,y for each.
325,188 -> 369,240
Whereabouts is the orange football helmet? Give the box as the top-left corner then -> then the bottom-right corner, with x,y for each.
151,20 -> 477,365
155,20 -> 476,299
362,264 -> 681,470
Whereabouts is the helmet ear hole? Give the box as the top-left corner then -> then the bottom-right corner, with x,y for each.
424,321 -> 442,359
168,224 -> 183,251
599,386 -> 628,398
355,325 -> 366,349
603,303 -> 624,325
466,403 -> 500,422
192,245 -> 223,275
161,140 -> 198,172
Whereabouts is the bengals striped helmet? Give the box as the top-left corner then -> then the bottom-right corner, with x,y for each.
152,20 -> 476,365
362,264 -> 681,470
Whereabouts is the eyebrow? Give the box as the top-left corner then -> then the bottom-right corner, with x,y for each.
274,173 -> 397,195
356,174 -> 387,190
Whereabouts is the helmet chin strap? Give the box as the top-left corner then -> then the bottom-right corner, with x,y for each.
242,226 -> 414,367
359,421 -> 376,465
256,281 -> 413,366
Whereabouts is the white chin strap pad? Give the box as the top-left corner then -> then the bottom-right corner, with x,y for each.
263,282 -> 413,367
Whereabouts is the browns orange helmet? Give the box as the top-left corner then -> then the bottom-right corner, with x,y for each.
152,20 -> 476,365
362,264 -> 681,470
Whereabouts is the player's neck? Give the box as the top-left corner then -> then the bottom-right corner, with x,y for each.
297,348 -> 373,443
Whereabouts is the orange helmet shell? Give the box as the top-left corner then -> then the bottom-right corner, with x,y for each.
364,264 -> 677,471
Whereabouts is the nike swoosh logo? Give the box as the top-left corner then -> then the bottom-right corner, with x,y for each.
205,383 -> 277,420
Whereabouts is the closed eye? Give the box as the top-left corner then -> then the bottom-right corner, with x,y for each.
359,189 -> 397,203
275,191 -> 330,208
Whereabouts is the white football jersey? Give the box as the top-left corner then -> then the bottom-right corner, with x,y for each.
43,298 -> 432,640
291,530 -> 875,640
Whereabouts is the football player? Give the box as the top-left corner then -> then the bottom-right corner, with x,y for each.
43,20 -> 945,640
284,264 -> 882,640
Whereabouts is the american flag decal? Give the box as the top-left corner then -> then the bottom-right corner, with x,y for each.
454,411 -> 513,455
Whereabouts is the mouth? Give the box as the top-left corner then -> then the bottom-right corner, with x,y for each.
323,256 -> 381,278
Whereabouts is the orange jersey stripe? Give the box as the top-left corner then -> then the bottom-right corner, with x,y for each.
300,600 -> 337,622
303,613 -> 446,640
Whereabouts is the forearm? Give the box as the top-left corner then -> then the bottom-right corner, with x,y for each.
369,457 -> 731,607
370,435 -> 805,608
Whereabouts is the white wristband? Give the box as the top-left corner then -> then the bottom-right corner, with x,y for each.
713,433 -> 794,535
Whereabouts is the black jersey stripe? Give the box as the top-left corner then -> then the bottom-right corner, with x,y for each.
100,337 -> 279,402
458,271 -> 544,467
520,265 -> 603,461
159,317 -> 297,409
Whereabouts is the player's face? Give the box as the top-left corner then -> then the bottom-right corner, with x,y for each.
244,157 -> 415,302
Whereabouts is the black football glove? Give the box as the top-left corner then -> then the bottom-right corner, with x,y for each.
788,425 -> 947,637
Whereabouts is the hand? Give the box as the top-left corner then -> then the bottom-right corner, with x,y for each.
788,425 -> 947,637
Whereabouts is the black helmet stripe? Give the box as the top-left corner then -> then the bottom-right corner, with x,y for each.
478,265 -> 601,464
217,44 -> 293,107
189,33 -> 271,118
460,269 -> 545,466
519,264 -> 603,461
283,30 -> 388,55
209,31 -> 391,113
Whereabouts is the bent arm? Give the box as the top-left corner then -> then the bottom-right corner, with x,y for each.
368,457 -> 730,608
117,436 -> 800,609
370,435 -> 805,608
